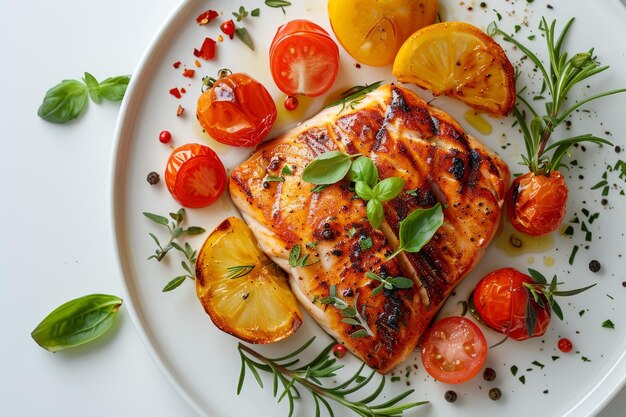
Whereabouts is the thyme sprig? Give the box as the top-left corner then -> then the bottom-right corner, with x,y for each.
143,208 -> 205,292
237,337 -> 427,417
288,244 -> 319,268
489,18 -> 626,174
365,272 -> 414,296
320,285 -> 374,338
324,81 -> 384,115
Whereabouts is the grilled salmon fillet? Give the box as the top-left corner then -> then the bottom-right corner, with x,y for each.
229,84 -> 509,373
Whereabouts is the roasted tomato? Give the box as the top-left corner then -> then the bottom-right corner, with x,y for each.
329,0 -> 438,66
506,170 -> 568,236
269,19 -> 339,97
197,72 -> 277,147
164,143 -> 227,208
472,268 -> 550,341
421,317 -> 488,384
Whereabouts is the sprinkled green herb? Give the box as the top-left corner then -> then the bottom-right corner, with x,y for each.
493,9 -> 502,20
281,165 -> 293,175
579,310 -> 586,316
532,360 -> 545,369
514,25 -> 522,33
289,244 -> 319,268
265,175 -> 285,182
564,225 -> 574,236
519,376 -> 526,384
511,365 -> 518,376
528,35 -> 536,40
250,8 -> 260,16
306,241 -> 317,249
366,272 -> 414,296
581,356 -> 592,362
602,319 -> 615,329
348,228 -> 357,237
607,294 -> 614,300
458,300 -> 469,316
359,237 -> 373,251
391,376 -> 401,382
552,356 -> 560,361
569,245 -> 579,265
320,285 -> 374,338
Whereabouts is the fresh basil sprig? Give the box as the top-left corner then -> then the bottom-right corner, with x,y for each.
366,272 -> 414,296
31,294 -> 122,352
38,72 -> 130,124
387,203 -> 444,260
356,177 -> 405,229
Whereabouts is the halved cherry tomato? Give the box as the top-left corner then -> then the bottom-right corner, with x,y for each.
197,73 -> 276,147
421,317 -> 487,384
506,170 -> 568,236
269,20 -> 339,97
164,143 -> 227,208
472,268 -> 550,341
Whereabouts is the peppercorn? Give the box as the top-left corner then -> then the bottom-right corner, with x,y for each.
589,260 -> 601,273
444,390 -> 457,403
480,1 -> 487,7
321,229 -> 334,240
146,171 -> 160,185
489,387 -> 502,401
262,181 -> 270,189
483,367 -> 496,381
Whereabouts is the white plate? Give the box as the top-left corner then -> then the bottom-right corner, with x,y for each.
111,1 -> 626,416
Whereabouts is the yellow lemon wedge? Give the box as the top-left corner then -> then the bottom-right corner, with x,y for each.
196,217 -> 302,344
392,21 -> 516,117
328,0 -> 438,66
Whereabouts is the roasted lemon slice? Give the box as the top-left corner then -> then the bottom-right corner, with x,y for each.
328,0 -> 438,67
392,21 -> 515,117
196,217 -> 302,344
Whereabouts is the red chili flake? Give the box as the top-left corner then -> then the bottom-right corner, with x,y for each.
176,105 -> 185,117
196,10 -> 218,26
169,87 -> 181,99
558,338 -> 573,353
193,37 -> 217,60
181,88 -> 186,94
159,130 -> 172,144
194,60 -> 201,68
182,69 -> 195,78
220,19 -> 236,39
172,61 -> 181,69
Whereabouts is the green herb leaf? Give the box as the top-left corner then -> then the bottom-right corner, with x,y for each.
163,276 -> 187,292
388,203 -> 444,259
355,181 -> 375,201
552,283 -> 596,297
251,8 -> 260,16
265,175 -> 285,182
302,151 -> 355,185
288,244 -> 318,268
97,75 -> 130,101
348,156 -> 378,188
323,80 -> 384,110
388,277 -> 414,289
281,165 -> 293,176
83,72 -> 101,103
31,294 -> 122,352
528,268 -> 547,284
143,212 -> 169,225
235,27 -> 254,50
38,79 -> 88,123
185,226 -> 206,235
372,177 -> 405,202
366,199 -> 384,230
359,236 -> 373,251
602,319 -> 615,329
265,0 -> 291,7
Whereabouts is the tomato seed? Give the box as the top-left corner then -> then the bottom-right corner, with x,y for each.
159,130 -> 172,144
558,337 -> 573,353
284,96 -> 299,111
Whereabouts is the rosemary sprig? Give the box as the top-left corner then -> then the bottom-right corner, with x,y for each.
489,18 -> 626,174
143,208 -> 205,291
237,337 -> 427,417
227,265 -> 256,279
324,81 -> 385,115
320,285 -> 374,338
365,272 -> 414,296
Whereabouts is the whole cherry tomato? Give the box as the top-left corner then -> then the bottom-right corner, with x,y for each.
421,316 -> 488,384
472,268 -> 550,341
164,143 -> 227,208
506,170 -> 568,236
269,19 -> 339,97
197,72 -> 277,147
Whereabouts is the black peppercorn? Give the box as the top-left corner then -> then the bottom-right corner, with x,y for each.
444,390 -> 457,403
483,367 -> 496,381
489,387 -> 502,401
321,229 -> 334,240
262,181 -> 270,189
146,171 -> 160,185
589,260 -> 601,273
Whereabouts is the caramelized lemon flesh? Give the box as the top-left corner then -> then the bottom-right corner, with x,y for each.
392,21 -> 515,117
196,217 -> 302,344
328,0 -> 438,67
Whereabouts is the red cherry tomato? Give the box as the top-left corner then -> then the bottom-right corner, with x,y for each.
506,171 -> 568,236
332,343 -> 347,358
421,317 -> 488,384
197,73 -> 277,147
164,143 -> 227,208
269,19 -> 339,97
558,338 -> 573,353
472,268 -> 551,341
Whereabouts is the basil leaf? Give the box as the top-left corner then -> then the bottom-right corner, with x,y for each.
348,156 -> 378,188
388,203 -> 443,258
83,72 -> 101,103
37,79 -> 88,123
367,199 -> 384,230
355,181 -> 375,201
98,75 -> 130,101
302,151 -> 353,185
372,177 -> 405,202
31,294 -> 122,352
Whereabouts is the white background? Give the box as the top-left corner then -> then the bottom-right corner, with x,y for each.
1,0 -> 625,416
